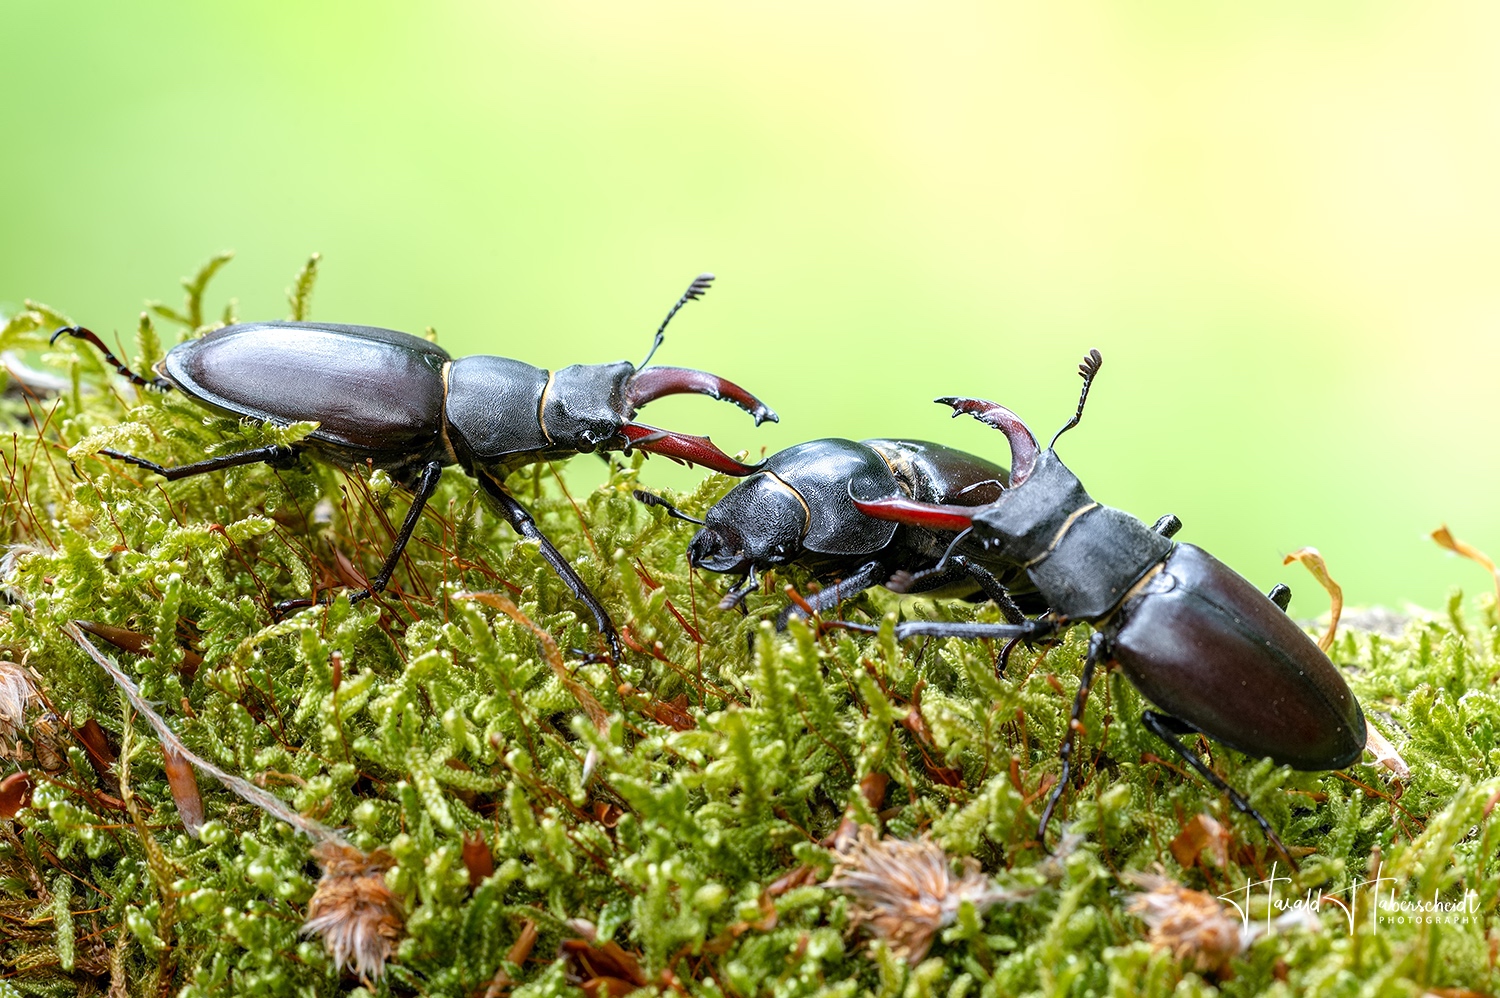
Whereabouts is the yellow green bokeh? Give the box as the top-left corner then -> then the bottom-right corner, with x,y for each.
3,2 -> 1496,612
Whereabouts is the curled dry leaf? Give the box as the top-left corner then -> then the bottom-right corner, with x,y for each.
1432,525 -> 1500,608
302,841 -> 404,983
162,746 -> 205,837
462,831 -> 495,888
1282,548 -> 1341,652
560,918 -> 651,997
825,825 -> 1027,964
1170,813 -> 1232,870
0,770 -> 32,818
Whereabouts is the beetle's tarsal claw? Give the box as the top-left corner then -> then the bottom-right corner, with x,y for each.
626,367 -> 779,425
619,422 -> 764,476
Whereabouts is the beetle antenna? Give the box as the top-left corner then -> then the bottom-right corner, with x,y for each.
640,273 -> 715,369
632,488 -> 706,525
1048,349 -> 1103,450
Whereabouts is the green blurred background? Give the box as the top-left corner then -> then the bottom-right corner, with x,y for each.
3,2 -> 1496,614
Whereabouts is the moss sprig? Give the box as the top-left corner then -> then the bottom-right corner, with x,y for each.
0,258 -> 1495,996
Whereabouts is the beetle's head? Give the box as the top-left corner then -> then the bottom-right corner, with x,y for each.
552,271 -> 780,476
687,476 -> 805,573
537,361 -> 772,476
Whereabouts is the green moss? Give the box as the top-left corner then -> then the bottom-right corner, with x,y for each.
0,259 -> 1496,996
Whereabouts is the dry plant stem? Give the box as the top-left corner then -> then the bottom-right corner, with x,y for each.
61,619 -> 347,845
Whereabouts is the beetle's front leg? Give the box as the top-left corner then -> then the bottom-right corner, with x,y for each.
949,555 -> 1027,625
773,560 -> 886,629
475,472 -> 623,662
1037,632 -> 1106,852
1139,710 -> 1297,871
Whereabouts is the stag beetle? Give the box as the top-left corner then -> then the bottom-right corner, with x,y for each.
637,438 -> 1045,625
53,275 -> 775,659
849,351 -> 1367,867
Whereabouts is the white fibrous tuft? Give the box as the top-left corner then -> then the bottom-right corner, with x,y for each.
825,826 -> 1026,964
302,841 -> 404,983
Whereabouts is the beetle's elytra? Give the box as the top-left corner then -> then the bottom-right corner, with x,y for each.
54,275 -> 776,660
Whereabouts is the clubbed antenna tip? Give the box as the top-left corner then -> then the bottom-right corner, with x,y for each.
1079,348 -> 1102,382
1049,348 -> 1104,450
683,273 -> 715,301
640,273 -> 716,369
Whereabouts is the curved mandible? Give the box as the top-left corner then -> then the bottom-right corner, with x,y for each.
626,367 -> 779,426
934,397 -> 1040,485
620,422 -> 765,476
847,482 -> 977,532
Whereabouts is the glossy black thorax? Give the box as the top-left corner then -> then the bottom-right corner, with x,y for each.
968,451 -> 1172,620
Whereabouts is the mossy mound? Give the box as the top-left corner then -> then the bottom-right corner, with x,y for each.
1,260 -> 1496,997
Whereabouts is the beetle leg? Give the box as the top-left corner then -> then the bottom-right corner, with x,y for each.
475,472 -> 623,662
50,326 -> 174,391
1267,583 -> 1292,611
719,566 -> 760,612
273,459 -> 444,616
359,460 -> 445,600
887,526 -> 973,594
773,560 -> 886,629
1038,632 -> 1105,852
1139,710 -> 1298,871
949,556 -> 1027,625
1151,514 -> 1183,538
99,444 -> 298,481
